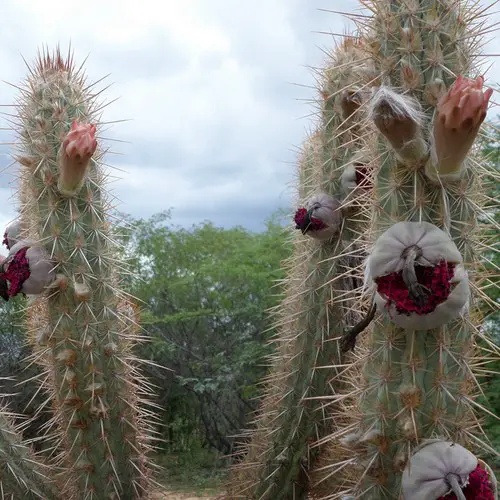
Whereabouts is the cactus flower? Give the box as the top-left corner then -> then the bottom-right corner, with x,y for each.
0,240 -> 55,297
58,120 -> 97,196
432,75 -> 493,175
2,219 -> 21,250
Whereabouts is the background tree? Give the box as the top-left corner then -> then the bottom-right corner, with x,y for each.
126,211 -> 291,460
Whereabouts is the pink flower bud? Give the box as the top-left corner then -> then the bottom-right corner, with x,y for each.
58,120 -> 97,196
0,240 -> 55,297
432,75 -> 493,175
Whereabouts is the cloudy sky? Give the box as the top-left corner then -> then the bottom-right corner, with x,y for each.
0,0 -> 499,234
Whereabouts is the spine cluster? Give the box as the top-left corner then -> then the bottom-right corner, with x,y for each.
228,1 -> 499,499
0,49 -> 156,499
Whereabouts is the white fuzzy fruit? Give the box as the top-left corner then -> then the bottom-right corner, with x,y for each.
3,219 -> 22,250
3,240 -> 55,296
402,440 -> 477,500
365,221 -> 469,330
294,192 -> 343,241
340,152 -> 370,196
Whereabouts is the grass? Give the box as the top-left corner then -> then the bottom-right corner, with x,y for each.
155,447 -> 227,495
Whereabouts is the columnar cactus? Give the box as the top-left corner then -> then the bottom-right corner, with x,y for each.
1,47 -> 156,499
226,37 -> 378,499
330,1 -> 499,498
0,407 -> 57,498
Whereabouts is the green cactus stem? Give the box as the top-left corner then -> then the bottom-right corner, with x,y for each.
0,405 -> 57,499
11,47 -> 156,499
226,36 -> 377,499
332,1 -> 500,497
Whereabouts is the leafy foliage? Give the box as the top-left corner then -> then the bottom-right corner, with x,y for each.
476,121 -> 500,466
126,211 -> 291,457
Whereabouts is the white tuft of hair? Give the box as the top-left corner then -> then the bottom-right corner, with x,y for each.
368,86 -> 426,129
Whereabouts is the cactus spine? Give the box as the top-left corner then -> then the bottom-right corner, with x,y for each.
227,38 -> 377,499
5,48 -> 155,499
0,407 -> 57,498
329,1 -> 500,497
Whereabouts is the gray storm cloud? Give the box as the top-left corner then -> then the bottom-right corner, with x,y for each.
0,0 -> 498,232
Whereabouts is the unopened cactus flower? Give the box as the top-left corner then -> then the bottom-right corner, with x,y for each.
0,240 -> 55,297
57,120 -> 97,196
431,75 -> 493,176
340,89 -> 362,120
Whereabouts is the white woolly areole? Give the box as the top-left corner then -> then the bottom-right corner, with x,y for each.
402,440 -> 477,500
366,221 -> 469,330
368,85 -> 426,130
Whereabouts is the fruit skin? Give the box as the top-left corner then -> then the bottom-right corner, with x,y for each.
401,440 -> 478,500
365,221 -> 470,330
293,192 -> 343,240
401,439 -> 497,500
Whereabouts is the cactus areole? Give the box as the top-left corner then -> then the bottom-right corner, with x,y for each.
10,47 -> 153,499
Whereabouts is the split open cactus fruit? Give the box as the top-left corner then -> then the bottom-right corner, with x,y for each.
0,240 -> 55,297
294,192 -> 343,240
340,152 -> 371,196
365,221 -> 469,330
402,440 -> 497,500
